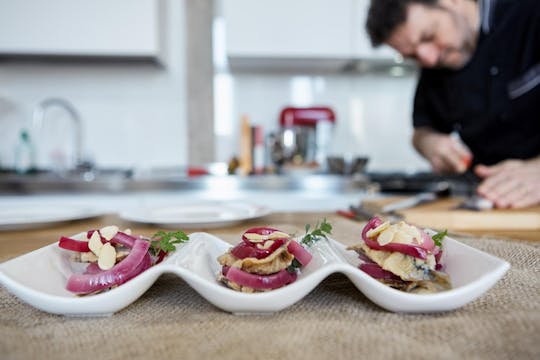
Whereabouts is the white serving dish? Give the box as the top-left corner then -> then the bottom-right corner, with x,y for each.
118,201 -> 271,229
0,231 -> 510,316
0,204 -> 102,231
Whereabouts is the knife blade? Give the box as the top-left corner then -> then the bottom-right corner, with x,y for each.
380,192 -> 438,213
454,170 -> 494,210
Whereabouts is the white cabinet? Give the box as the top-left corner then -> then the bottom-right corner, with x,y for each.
222,0 -> 398,63
352,0 -> 399,60
223,0 -> 355,59
0,0 -> 162,58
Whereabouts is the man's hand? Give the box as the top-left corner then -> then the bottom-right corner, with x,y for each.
413,127 -> 472,173
475,158 -> 540,208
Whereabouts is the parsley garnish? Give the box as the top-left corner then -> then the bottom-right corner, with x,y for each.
301,218 -> 333,246
287,258 -> 303,274
150,230 -> 189,255
432,229 -> 448,247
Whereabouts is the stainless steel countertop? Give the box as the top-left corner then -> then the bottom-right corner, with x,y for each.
0,171 -> 373,195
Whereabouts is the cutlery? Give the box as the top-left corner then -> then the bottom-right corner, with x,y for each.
454,171 -> 494,211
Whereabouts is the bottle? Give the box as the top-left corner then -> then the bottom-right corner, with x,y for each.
14,129 -> 35,174
239,115 -> 253,176
252,125 -> 265,175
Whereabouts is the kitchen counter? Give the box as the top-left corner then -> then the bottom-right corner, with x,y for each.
1,212 -> 539,359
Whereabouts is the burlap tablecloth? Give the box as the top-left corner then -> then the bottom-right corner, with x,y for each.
1,220 -> 539,360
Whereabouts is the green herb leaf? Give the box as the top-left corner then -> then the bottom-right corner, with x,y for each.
150,230 -> 189,255
432,229 -> 448,247
287,258 -> 302,274
301,218 -> 333,246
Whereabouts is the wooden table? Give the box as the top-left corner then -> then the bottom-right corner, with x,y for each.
0,211 -> 538,260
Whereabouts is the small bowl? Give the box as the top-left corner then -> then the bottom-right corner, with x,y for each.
327,156 -> 369,175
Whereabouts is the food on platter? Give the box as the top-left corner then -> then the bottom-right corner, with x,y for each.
348,217 -> 450,294
58,226 -> 188,295
217,220 -> 332,292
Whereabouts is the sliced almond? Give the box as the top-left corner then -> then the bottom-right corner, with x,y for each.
100,225 -> 119,241
243,233 -> 266,242
256,240 -> 275,250
88,231 -> 103,256
244,231 -> 290,242
366,221 -> 390,238
266,231 -> 290,240
377,228 -> 395,246
399,222 -> 421,237
397,223 -> 421,244
80,251 -> 99,263
393,231 -> 414,245
98,243 -> 116,270
115,249 -> 131,262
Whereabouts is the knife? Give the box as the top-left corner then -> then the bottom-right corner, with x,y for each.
455,170 -> 494,211
379,192 -> 439,213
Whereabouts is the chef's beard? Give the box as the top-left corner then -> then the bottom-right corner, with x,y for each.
436,7 -> 478,69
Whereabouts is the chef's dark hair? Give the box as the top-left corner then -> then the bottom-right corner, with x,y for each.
366,0 -> 438,46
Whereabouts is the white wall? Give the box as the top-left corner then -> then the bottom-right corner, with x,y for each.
214,71 -> 430,173
0,0 -> 187,171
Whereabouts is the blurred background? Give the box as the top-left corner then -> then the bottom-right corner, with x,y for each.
0,0 -> 428,175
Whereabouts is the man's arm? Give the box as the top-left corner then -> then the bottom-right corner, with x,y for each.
412,127 -> 472,173
475,156 -> 540,208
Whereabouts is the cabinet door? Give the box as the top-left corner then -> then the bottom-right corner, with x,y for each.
352,0 -> 399,60
223,0 -> 355,58
0,0 -> 162,58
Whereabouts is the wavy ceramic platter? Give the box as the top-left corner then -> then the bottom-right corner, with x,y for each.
0,232 -> 509,316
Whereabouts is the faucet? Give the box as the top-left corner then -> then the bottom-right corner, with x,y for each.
32,98 -> 84,170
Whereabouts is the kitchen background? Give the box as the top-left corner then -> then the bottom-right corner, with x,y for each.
0,0 -> 429,174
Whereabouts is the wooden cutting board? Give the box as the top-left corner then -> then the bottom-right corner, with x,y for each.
362,197 -> 540,231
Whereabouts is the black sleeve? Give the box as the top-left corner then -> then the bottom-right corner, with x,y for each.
412,69 -> 454,134
412,70 -> 434,129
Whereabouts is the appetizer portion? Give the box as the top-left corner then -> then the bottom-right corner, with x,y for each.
217,227 -> 314,292
348,217 -> 450,294
58,226 -> 188,295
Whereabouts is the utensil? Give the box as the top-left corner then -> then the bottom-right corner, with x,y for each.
455,195 -> 494,211
349,185 -> 451,221
379,192 -> 438,213
454,171 -> 494,210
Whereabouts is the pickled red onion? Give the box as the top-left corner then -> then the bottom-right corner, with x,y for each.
361,217 -> 431,260
360,263 -> 400,280
225,266 -> 297,290
66,239 -> 149,294
230,238 -> 286,259
110,231 -> 137,248
59,236 -> 90,252
287,240 -> 312,266
242,227 -> 285,244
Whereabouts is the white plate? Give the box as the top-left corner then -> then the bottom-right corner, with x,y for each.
118,201 -> 271,229
0,231 -> 509,315
0,204 -> 102,231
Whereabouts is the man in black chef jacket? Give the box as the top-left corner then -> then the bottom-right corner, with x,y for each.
366,0 -> 540,208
